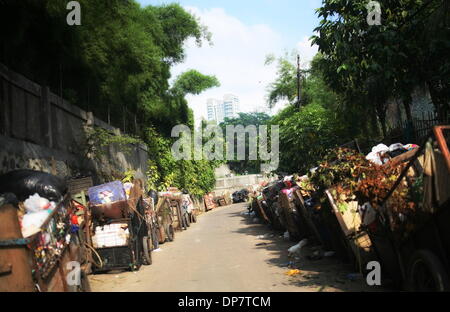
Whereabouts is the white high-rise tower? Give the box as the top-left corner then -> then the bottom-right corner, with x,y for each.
206,94 -> 240,123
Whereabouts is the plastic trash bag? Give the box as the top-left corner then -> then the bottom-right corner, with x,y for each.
366,144 -> 390,165
0,192 -> 19,207
288,239 -> 309,257
23,193 -> 55,213
0,169 -> 67,202
21,210 -> 52,237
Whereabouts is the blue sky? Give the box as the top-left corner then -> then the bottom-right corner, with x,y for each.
139,0 -> 322,50
137,0 -> 323,121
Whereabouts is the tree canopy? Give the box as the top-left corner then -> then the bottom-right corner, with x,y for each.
0,0 -> 221,195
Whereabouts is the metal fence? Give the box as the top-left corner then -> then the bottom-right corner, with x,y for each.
387,111 -> 450,146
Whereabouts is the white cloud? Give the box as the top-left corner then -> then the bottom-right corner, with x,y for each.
170,7 -> 319,124
296,36 -> 319,68
170,7 -> 284,124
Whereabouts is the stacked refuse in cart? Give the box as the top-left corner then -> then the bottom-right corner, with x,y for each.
0,170 -> 90,292
88,180 -> 151,272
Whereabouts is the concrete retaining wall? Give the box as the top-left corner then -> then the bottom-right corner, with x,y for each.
0,63 -> 147,184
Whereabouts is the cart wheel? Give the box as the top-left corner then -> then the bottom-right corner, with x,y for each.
152,226 -> 160,250
166,224 -> 175,242
185,213 -> 191,227
180,211 -> 188,230
191,213 -> 197,223
130,239 -> 142,271
142,236 -> 152,265
407,249 -> 450,292
79,271 -> 91,292
158,226 -> 166,244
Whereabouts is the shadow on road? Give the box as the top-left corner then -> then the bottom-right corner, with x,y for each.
226,208 -> 385,292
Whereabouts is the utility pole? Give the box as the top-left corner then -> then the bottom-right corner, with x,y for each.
297,54 -> 301,110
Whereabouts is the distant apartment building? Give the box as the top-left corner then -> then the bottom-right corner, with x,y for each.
206,94 -> 240,123
223,94 -> 239,120
207,98 -> 221,122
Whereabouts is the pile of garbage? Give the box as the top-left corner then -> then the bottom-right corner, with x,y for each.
366,143 -> 419,165
0,168 -> 205,291
245,139 -> 430,276
0,170 -> 67,238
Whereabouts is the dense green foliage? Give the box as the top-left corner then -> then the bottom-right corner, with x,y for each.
312,0 -> 450,126
266,1 -> 449,175
145,127 -> 219,196
219,112 -> 271,174
0,0 -> 220,195
172,69 -> 220,97
0,0 -> 219,136
271,103 -> 349,173
266,54 -> 352,173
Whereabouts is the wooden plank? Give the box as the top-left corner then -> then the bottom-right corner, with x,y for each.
0,204 -> 35,292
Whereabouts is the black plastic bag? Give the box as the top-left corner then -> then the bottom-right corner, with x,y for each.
0,169 -> 67,202
0,192 -> 19,208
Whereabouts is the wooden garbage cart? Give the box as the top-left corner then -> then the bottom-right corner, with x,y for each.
365,126 -> 450,291
292,189 -> 328,248
89,182 -> 152,272
325,189 -> 377,271
153,196 -> 176,244
323,145 -> 424,271
278,191 -> 306,241
0,194 -> 91,292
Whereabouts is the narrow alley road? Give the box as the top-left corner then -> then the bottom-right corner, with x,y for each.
89,203 -> 381,292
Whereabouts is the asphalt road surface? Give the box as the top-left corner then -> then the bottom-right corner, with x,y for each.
89,203 -> 384,292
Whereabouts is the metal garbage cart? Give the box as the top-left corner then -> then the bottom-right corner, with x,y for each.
0,194 -> 91,292
89,182 -> 152,272
154,197 -> 176,243
278,190 -> 307,241
365,126 -> 450,291
325,189 -> 377,270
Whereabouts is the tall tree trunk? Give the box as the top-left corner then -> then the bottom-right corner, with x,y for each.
369,107 -> 379,137
402,95 -> 413,122
379,114 -> 387,138
402,95 -> 416,142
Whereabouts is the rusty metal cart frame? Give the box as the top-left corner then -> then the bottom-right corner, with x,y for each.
0,195 -> 91,292
154,197 -> 176,243
366,126 -> 450,291
90,185 -> 152,273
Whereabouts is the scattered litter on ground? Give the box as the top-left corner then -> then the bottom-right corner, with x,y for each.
256,242 -> 268,246
285,269 -> 301,276
281,261 -> 295,267
257,233 -> 274,239
252,217 -> 259,223
324,251 -> 335,257
288,239 -> 308,257
153,248 -> 162,252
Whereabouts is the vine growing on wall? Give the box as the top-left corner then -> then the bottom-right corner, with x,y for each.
84,127 -> 143,160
